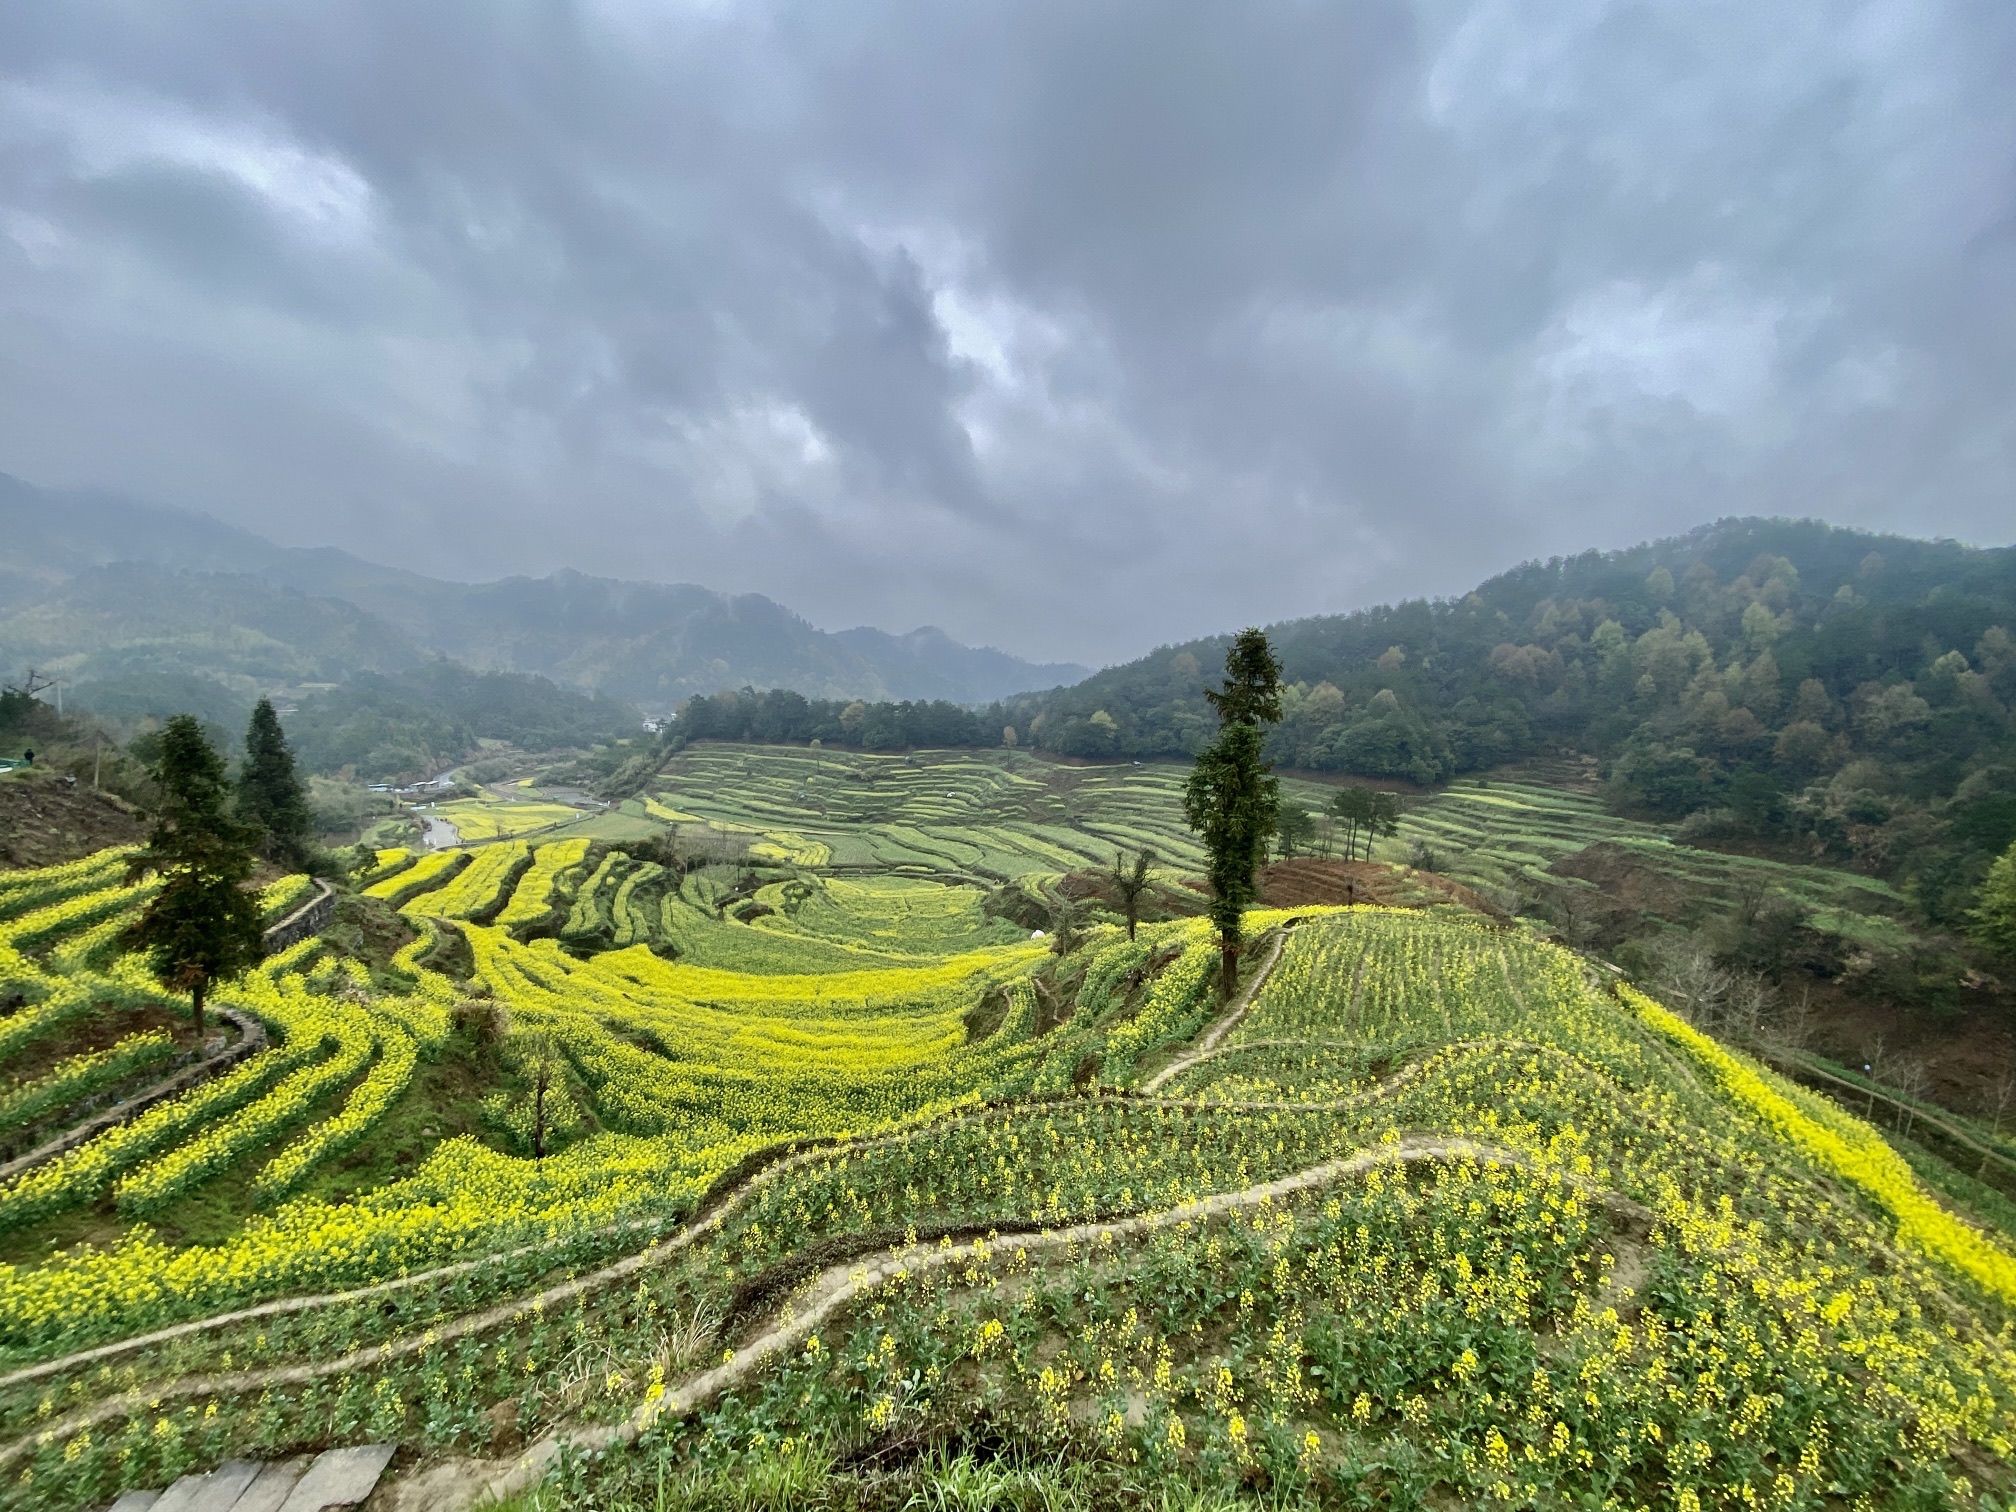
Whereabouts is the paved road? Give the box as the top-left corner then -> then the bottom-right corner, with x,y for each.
417,813 -> 460,850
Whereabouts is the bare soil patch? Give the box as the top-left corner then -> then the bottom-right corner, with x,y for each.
1257,858 -> 1508,920
0,773 -> 146,871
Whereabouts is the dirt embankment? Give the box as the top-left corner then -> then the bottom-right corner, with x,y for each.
0,773 -> 147,871
1054,858 -> 1505,926
1257,857 -> 1509,921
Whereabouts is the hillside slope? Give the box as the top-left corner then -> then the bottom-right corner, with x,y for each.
0,772 -> 146,871
0,840 -> 2011,1510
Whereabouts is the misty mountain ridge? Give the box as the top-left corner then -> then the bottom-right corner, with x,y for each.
0,474 -> 1088,710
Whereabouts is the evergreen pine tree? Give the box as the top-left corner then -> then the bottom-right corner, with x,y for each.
127,715 -> 264,1035
238,698 -> 314,870
1184,629 -> 1283,997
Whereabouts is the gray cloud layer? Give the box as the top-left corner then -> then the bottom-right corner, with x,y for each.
2,1 -> 2012,664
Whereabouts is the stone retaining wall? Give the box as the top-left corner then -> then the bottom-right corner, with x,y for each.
263,879 -> 336,953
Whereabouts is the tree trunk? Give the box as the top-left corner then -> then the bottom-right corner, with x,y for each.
534,1068 -> 549,1161
191,978 -> 206,1038
1125,902 -> 1137,942
1219,934 -> 1240,1000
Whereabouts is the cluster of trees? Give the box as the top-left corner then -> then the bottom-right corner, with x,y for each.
655,686 -> 993,751
1275,786 -> 1404,861
123,699 -> 319,1030
1976,843 -> 2016,962
1010,519 -> 2012,781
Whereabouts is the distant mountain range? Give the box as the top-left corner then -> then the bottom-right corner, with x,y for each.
0,474 -> 1089,714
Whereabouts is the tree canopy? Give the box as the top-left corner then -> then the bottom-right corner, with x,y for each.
237,698 -> 315,870
1973,839 -> 2016,961
1330,785 -> 1402,862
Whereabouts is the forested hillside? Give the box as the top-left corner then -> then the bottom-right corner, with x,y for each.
652,520 -> 2016,937
1019,520 -> 2016,932
277,665 -> 640,779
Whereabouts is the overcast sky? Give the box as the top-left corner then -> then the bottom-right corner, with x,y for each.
2,2 -> 2012,665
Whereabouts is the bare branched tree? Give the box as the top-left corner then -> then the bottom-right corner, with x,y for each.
524,1032 -> 559,1161
1110,848 -> 1155,941
1890,1059 -> 1929,1139
1048,895 -> 1088,956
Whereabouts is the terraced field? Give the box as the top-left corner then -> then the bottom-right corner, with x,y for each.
641,744 -> 1222,879
425,792 -> 586,842
3,750 -> 2013,1510
624,747 -> 1915,957
1391,777 -> 1916,948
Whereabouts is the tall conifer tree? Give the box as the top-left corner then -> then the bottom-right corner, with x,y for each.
1184,629 -> 1283,997
238,698 -> 314,870
127,715 -> 264,1034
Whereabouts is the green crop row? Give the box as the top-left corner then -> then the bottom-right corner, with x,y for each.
254,1025 -> 422,1200
361,850 -> 464,908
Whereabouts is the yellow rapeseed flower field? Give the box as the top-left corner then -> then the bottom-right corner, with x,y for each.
0,838 -> 2011,1512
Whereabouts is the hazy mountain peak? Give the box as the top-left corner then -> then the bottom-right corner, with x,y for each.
0,475 -> 1091,710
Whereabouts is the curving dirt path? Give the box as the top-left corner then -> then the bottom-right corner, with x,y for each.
2,1033 -> 1598,1395
2,921 -> 1302,1390
3,1083 -> 1247,1392
1137,1035 -> 1370,1092
260,878 -> 336,953
0,1110 -> 1004,1392
389,1132 -> 1647,1512
0,1046 -> 1648,1479
1140,921 -> 1301,1093
0,1207 -> 675,1392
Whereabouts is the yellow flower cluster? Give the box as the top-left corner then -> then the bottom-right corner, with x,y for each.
412,842 -> 529,920
0,847 -> 136,923
0,877 -> 153,970
1628,985 -> 2016,1306
360,848 -> 462,903
494,839 -> 592,928
255,874 -> 318,923
7,839 -> 2016,1512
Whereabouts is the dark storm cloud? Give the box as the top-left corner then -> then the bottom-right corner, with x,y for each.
2,1 -> 2012,664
